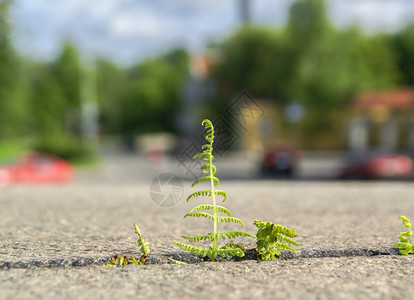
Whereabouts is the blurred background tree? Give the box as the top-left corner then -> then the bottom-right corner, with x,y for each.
51,42 -> 82,132
96,58 -> 127,134
393,24 -> 414,86
0,0 -> 28,141
1,0 -> 414,160
119,48 -> 189,135
29,62 -> 66,141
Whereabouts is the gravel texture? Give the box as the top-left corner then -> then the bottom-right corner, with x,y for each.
1,175 -> 414,299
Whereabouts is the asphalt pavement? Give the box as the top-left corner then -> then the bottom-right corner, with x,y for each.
1,153 -> 414,299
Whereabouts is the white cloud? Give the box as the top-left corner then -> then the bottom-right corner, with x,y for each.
330,0 -> 414,32
10,0 -> 414,64
109,13 -> 165,38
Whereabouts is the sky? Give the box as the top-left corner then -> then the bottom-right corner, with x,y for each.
9,0 -> 414,65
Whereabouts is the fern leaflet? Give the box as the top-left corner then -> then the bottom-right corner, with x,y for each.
183,212 -> 244,226
187,204 -> 232,216
191,175 -> 219,188
182,231 -> 256,243
186,190 -> 227,202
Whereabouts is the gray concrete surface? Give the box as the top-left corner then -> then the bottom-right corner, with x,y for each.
1,154 -> 414,299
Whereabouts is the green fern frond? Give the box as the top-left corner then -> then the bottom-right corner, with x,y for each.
215,190 -> 228,202
134,223 -> 142,236
102,254 -> 139,267
276,234 -> 301,246
395,215 -> 414,255
183,231 -> 257,243
253,220 -> 271,229
186,190 -> 212,202
186,190 -> 227,202
399,231 -> 413,237
217,216 -> 244,227
191,175 -> 219,187
184,212 -> 214,220
193,152 -> 211,160
395,242 -> 413,255
215,248 -> 245,258
172,239 -> 209,257
181,234 -> 215,242
219,231 -> 256,240
260,249 -> 281,260
223,243 -> 245,250
187,204 -> 215,214
399,216 -> 412,229
273,225 -> 297,238
200,164 -> 209,174
399,236 -> 409,243
172,119 -> 255,261
184,213 -> 242,226
201,164 -> 216,175
135,223 -> 150,257
216,205 -> 232,216
182,231 -> 256,243
254,219 -> 301,260
191,175 -> 210,187
274,242 -> 298,253
187,204 -> 232,216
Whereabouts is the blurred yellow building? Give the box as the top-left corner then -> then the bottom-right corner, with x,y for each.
348,89 -> 414,154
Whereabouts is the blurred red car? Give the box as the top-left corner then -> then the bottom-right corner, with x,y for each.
0,153 -> 73,185
339,153 -> 413,179
260,144 -> 302,177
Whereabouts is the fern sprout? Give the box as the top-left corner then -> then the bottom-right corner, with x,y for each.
102,223 -> 150,267
254,220 -> 301,260
172,119 -> 255,261
394,216 -> 414,255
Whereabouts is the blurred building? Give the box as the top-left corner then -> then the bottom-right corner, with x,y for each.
348,89 -> 414,155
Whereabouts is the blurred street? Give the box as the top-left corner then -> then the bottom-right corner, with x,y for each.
75,150 -> 360,183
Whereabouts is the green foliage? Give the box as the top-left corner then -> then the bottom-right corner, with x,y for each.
135,223 -> 150,263
287,0 -> 331,43
29,63 -> 67,139
254,220 -> 301,260
95,59 -> 127,134
0,140 -> 32,163
173,119 -> 256,261
0,0 -> 28,139
392,24 -> 414,86
51,41 -> 82,110
120,48 -> 188,134
102,223 -> 150,267
212,27 -> 287,102
394,216 -> 414,255
102,254 -> 139,268
34,136 -> 96,165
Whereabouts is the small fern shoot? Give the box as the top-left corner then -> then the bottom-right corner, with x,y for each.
254,220 -> 301,260
102,223 -> 150,267
394,216 -> 414,255
135,223 -> 150,263
172,119 -> 255,261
